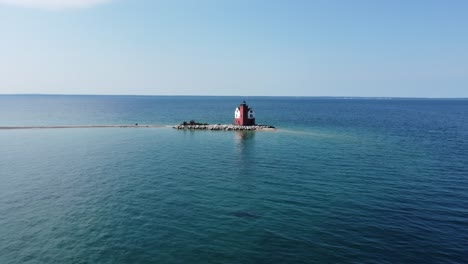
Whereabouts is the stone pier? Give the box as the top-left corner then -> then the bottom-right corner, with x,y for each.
173,124 -> 275,131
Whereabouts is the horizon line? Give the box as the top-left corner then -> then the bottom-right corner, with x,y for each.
0,93 -> 467,100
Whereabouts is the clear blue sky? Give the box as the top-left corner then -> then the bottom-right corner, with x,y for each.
0,0 -> 467,97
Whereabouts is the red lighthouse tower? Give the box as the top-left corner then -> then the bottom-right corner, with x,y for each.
234,101 -> 256,126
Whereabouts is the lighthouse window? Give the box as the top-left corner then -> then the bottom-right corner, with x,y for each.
248,109 -> 254,119
235,108 -> 241,118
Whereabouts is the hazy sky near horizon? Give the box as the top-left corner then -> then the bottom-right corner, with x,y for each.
0,0 -> 467,97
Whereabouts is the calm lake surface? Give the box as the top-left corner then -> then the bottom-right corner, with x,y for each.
1,95 -> 467,263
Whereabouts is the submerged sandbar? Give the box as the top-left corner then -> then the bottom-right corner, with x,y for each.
0,125 -> 164,130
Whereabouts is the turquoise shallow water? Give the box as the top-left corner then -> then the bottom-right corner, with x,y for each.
1,95 -> 468,263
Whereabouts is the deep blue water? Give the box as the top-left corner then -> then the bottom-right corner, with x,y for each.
1,95 -> 467,263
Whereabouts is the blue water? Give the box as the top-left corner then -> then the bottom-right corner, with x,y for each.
1,95 -> 467,263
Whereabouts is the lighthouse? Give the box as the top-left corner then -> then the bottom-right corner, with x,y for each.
234,101 -> 256,126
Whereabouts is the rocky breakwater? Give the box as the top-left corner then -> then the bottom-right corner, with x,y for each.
173,124 -> 275,131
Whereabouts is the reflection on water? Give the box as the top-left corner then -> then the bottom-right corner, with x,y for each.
235,131 -> 256,174
235,131 -> 255,151
235,130 -> 255,141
